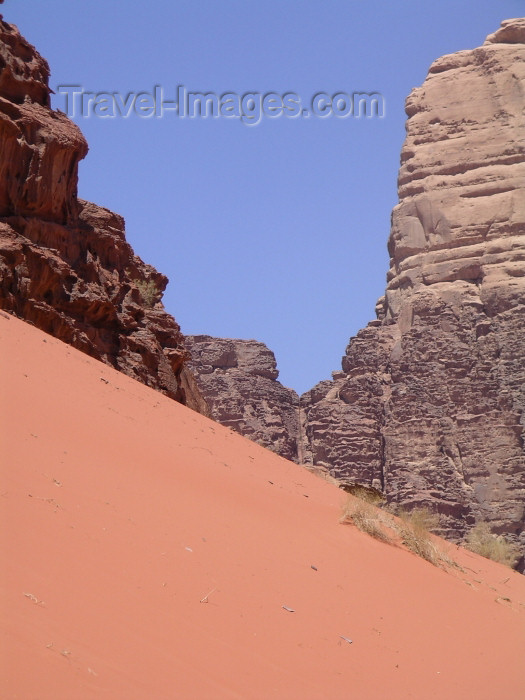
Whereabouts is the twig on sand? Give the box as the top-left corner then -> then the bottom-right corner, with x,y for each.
200,588 -> 216,603
24,592 -> 45,606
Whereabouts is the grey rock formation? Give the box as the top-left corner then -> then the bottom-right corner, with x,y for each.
185,336 -> 300,461
187,20 -> 525,568
301,18 -> 525,563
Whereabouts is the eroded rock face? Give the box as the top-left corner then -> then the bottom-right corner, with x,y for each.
301,18 -> 525,564
0,18 -> 87,224
185,336 -> 301,461
2,14 -> 523,564
0,16 -> 200,407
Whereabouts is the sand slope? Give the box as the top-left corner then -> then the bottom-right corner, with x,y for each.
1,311 -> 524,700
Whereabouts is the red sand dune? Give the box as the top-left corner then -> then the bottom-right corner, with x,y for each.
1,310 -> 524,699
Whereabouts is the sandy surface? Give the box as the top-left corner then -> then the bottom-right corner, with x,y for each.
1,310 -> 524,699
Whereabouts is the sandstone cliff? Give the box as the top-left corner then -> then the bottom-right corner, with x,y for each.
0,16 -> 203,408
184,19 -> 525,567
301,18 -> 525,562
185,336 -> 300,461
1,14 -> 523,565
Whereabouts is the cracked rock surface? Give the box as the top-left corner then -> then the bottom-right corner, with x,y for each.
300,18 -> 525,563
0,16 -> 203,408
185,336 -> 300,461
188,20 -> 525,566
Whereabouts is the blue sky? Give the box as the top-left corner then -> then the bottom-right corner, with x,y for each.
9,0 -> 523,393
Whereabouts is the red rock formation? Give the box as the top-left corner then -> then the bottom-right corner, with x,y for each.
301,18 -> 525,566
0,15 -> 201,407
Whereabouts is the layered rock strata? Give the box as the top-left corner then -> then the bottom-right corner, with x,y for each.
2,14 -> 524,563
185,336 -> 300,461
186,20 -> 525,566
301,18 -> 525,562
0,16 -> 200,407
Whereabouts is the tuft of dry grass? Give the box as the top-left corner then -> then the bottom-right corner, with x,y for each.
397,508 -> 442,566
341,497 -> 457,569
345,484 -> 384,505
465,523 -> 520,568
340,498 -> 393,544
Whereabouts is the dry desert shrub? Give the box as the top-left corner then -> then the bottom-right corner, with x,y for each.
341,496 -> 458,569
346,484 -> 384,505
135,279 -> 158,307
465,522 -> 520,568
340,497 -> 393,544
397,507 -> 443,566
